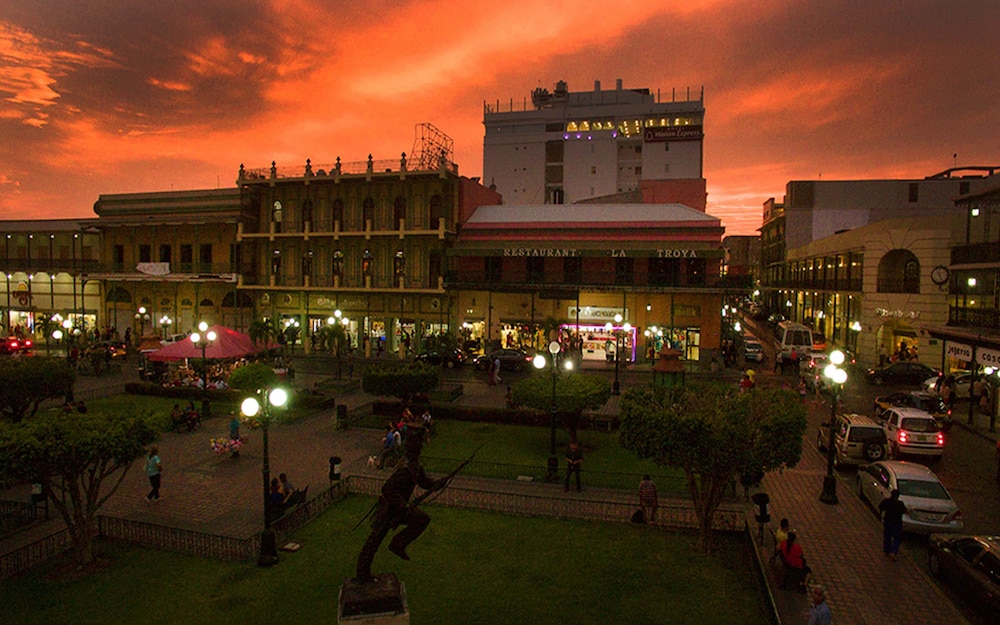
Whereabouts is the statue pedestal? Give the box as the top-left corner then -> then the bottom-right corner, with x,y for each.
339,573 -> 410,625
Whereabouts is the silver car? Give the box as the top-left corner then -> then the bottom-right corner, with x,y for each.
856,461 -> 963,534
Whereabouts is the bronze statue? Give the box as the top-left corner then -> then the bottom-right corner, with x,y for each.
354,429 -> 482,583
355,427 -> 443,582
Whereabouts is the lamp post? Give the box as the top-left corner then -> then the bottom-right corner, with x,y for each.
819,349 -> 848,505
135,307 -> 150,336
190,322 -> 217,419
606,314 -> 630,396
62,318 -> 73,358
160,315 -> 173,340
241,387 -> 288,566
534,340 -> 572,481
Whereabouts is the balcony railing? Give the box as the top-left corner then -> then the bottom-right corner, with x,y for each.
0,259 -> 100,274
949,306 -> 1000,332
240,155 -> 458,181
448,270 -> 720,290
101,262 -> 237,276
951,242 -> 1000,266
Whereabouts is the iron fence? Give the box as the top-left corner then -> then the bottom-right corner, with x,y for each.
0,529 -> 72,580
97,516 -> 256,561
0,500 -> 37,536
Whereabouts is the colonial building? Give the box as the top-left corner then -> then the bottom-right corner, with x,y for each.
236,125 -> 501,356
923,183 -> 1000,412
1,219 -> 101,337
483,79 -> 706,208
89,188 -> 252,337
448,203 -> 727,365
760,167 -> 1000,366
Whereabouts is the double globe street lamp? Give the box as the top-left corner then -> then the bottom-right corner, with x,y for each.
533,341 -> 573,481
819,349 -> 848,505
241,387 -> 288,566
190,322 -> 217,419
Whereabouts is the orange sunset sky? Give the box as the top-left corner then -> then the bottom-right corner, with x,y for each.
2,0 -> 998,235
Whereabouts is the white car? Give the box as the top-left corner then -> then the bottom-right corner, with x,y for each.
856,461 -> 963,534
799,351 -> 829,389
923,372 -> 987,400
879,406 -> 944,459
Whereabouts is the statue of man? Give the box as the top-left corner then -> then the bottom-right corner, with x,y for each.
355,426 -> 444,583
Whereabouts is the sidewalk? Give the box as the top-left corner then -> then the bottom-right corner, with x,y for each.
0,359 -> 973,625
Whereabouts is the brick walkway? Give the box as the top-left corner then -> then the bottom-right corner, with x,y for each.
0,358 -> 976,624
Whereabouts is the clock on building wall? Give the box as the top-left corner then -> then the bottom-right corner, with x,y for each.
931,265 -> 950,286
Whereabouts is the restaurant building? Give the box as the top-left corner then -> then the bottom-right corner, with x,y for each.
447,203 -> 728,365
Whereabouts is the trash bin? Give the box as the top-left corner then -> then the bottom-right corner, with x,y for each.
336,404 -> 348,430
329,456 -> 342,483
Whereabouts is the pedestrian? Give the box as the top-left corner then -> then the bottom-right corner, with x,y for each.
564,442 -> 583,493
771,518 -> 791,563
878,488 -> 906,560
491,356 -> 502,386
798,377 -> 808,403
638,475 -> 658,523
777,531 -> 810,591
377,424 -> 396,469
877,342 -> 887,367
995,439 -> 1000,483
145,445 -> 162,502
980,383 -> 992,416
807,585 -> 832,625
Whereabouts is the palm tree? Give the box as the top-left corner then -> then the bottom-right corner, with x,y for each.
315,322 -> 350,379
248,318 -> 279,350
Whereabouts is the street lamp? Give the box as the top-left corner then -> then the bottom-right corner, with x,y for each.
135,307 -> 150,336
190,322 -> 217,419
606,314 -> 629,396
241,387 -> 288,566
819,349 -> 848,505
533,340 -> 573,481
160,316 -> 173,340
61,319 -> 73,358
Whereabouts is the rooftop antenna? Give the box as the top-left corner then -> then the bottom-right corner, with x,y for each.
953,153 -> 958,168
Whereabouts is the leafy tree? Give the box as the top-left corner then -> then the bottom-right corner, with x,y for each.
315,322 -> 350,379
0,407 -> 159,566
228,362 -> 281,392
36,314 -> 60,354
0,357 -> 76,423
511,371 -> 611,442
619,382 -> 806,551
362,362 -> 439,403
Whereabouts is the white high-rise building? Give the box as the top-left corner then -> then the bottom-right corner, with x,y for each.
483,79 -> 706,208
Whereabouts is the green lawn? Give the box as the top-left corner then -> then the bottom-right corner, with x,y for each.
418,419 -> 692,494
1,496 -> 769,625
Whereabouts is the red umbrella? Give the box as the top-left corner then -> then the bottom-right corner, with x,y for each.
147,325 -> 274,361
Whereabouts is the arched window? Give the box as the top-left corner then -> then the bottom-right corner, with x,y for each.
271,250 -> 281,276
363,197 -> 375,227
393,197 -> 406,230
429,195 -> 445,226
362,250 -> 372,277
332,199 -> 344,229
272,201 -> 283,233
301,199 -> 313,226
302,250 -> 313,278
394,250 -> 406,282
332,250 -> 343,278
877,249 -> 920,293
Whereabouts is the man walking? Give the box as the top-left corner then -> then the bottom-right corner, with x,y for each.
564,442 -> 583,493
144,445 -> 162,502
878,488 -> 907,560
807,585 -> 832,625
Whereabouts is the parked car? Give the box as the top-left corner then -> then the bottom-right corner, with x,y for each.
878,406 -> 945,459
928,534 -> 1000,616
0,336 -> 32,355
924,372 -> 988,401
414,349 -> 467,368
800,351 -> 830,389
83,340 -> 128,361
743,338 -> 765,363
817,413 -> 889,468
874,391 -> 953,431
856,461 -> 963,534
474,349 -> 533,372
865,361 -> 939,386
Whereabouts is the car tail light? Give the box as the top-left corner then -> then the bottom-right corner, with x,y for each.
898,431 -> 908,444
937,432 -> 945,446
8,339 -> 18,350
22,339 -> 32,349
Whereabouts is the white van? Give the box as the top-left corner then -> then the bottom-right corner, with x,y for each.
774,321 -> 814,363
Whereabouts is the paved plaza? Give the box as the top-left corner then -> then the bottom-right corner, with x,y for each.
1,359 -> 982,625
